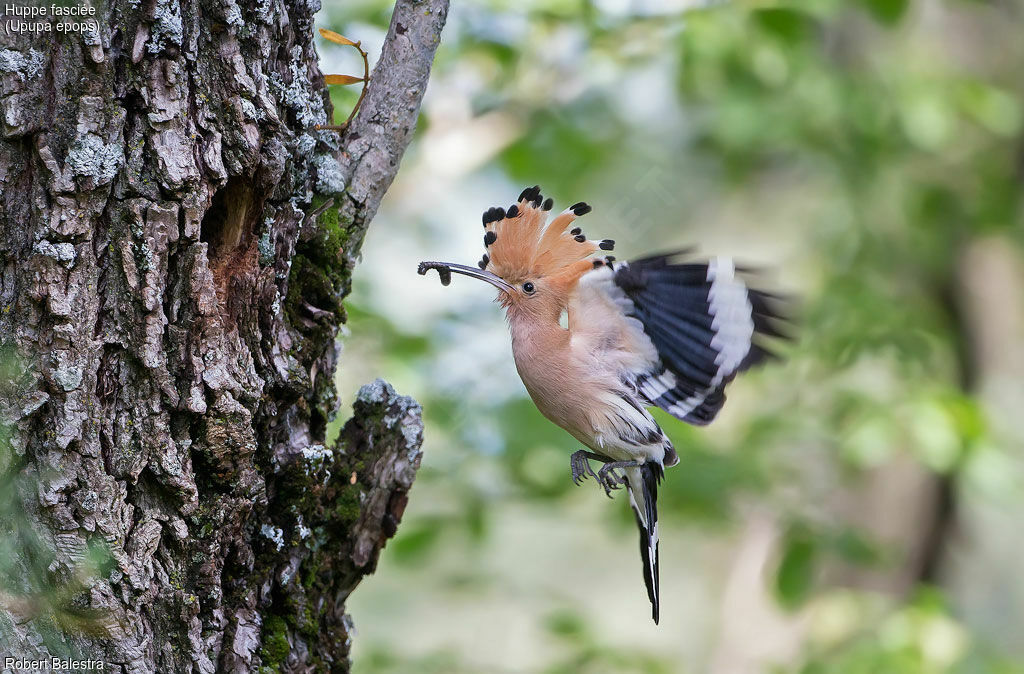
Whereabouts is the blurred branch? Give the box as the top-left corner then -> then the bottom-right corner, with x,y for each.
920,237 -> 1024,582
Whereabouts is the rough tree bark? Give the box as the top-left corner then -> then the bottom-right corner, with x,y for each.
0,0 -> 448,670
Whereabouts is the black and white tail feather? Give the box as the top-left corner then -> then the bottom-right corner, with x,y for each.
624,462 -> 662,624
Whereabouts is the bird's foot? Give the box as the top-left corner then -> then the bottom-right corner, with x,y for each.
570,450 -> 601,486
597,461 -> 640,499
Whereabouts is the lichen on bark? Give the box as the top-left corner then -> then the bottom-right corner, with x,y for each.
0,0 -> 448,671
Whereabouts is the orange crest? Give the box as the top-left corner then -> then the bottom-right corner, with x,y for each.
477,186 -> 615,289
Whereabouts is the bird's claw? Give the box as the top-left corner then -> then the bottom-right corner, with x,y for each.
597,464 -> 627,498
571,451 -> 629,496
570,450 -> 599,486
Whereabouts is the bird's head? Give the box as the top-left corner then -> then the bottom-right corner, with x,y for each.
419,186 -> 615,320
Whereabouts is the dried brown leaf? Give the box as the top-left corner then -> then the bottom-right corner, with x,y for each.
324,74 -> 365,85
318,28 -> 357,46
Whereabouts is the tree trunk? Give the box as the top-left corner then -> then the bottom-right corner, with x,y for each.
0,0 -> 447,671
940,237 -> 1024,657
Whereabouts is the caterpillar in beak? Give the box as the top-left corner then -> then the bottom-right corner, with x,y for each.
418,261 -> 452,286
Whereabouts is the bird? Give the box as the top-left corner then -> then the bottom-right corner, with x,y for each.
418,185 -> 788,624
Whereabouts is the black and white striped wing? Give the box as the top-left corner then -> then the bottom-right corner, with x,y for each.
610,252 -> 787,426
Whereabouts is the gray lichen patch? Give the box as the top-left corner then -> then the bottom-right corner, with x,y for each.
253,0 -> 275,24
52,350 -> 85,392
356,379 -> 392,405
400,420 -> 423,461
296,134 -> 316,157
147,0 -> 185,54
223,1 -> 244,28
258,226 -> 275,266
312,153 -> 345,195
0,48 -> 46,80
32,240 -> 77,268
148,0 -> 185,54
53,364 -> 84,392
65,134 -> 124,184
260,524 -> 285,551
269,45 -> 327,128
300,444 -> 331,462
240,97 -> 264,122
300,443 -> 333,477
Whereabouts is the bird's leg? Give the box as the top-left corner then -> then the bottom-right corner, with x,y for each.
570,450 -> 605,486
597,460 -> 640,498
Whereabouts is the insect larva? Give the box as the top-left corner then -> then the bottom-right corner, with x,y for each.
417,261 -> 452,286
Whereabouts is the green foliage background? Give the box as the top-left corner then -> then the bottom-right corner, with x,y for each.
317,0 -> 1024,672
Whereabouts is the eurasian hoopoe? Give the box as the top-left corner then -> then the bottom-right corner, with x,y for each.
419,186 -> 787,624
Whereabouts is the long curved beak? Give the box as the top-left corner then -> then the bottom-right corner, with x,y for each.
418,261 -> 514,293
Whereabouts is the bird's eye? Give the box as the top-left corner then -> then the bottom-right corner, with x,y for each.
522,282 -> 536,294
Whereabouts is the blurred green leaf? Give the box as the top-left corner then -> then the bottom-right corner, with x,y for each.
544,609 -> 588,641
753,7 -> 818,45
776,524 -> 819,610
831,528 -> 883,567
860,0 -> 910,25
387,518 -> 445,565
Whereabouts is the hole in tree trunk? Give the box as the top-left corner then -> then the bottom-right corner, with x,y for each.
201,176 -> 255,258
202,176 -> 262,325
